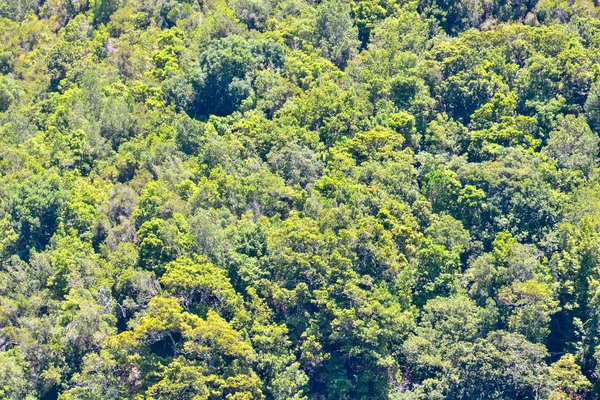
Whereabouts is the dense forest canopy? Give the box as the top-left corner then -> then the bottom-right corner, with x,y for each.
3,0 -> 600,398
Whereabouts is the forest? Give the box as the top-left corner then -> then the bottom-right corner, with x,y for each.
2,0 -> 600,398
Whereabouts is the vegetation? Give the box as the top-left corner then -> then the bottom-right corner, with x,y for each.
2,0 -> 600,398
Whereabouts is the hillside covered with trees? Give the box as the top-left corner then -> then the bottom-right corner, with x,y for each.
3,0 -> 600,398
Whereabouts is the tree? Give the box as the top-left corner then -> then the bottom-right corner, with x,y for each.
498,280 -> 559,343
160,256 -> 242,316
543,114 -> 599,175
191,36 -> 285,117
315,0 -> 359,68
93,0 -> 123,25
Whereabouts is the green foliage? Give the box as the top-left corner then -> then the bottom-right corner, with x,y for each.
2,0 -> 600,399
315,0 -> 359,68
543,114 -> 599,175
